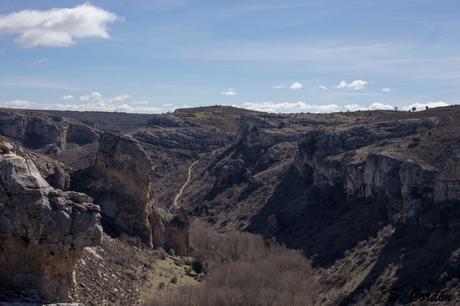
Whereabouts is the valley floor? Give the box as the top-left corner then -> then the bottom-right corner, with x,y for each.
76,235 -> 200,305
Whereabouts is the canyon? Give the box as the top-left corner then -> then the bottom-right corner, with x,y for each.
0,105 -> 459,304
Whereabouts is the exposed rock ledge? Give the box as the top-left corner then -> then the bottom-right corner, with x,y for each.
0,141 -> 102,303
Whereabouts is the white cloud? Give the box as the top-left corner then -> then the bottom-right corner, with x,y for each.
243,101 -> 340,113
221,88 -> 237,96
336,79 -> 368,90
336,80 -> 348,89
382,87 -> 391,92
401,101 -> 449,111
0,92 -> 167,113
0,3 -> 119,48
343,104 -> 363,112
289,82 -> 303,90
33,57 -> 48,67
0,100 -> 34,109
368,102 -> 394,110
345,102 -> 395,111
80,91 -> 103,101
243,101 -> 400,113
60,95 -> 74,100
318,85 -> 328,90
67,92 -> 162,113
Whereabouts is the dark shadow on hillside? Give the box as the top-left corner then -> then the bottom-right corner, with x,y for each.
341,201 -> 460,305
247,165 -> 390,268
204,143 -> 277,202
70,168 -> 124,239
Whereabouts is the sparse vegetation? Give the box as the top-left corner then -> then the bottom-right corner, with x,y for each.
149,221 -> 318,306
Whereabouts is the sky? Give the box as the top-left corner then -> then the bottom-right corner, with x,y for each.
0,0 -> 459,113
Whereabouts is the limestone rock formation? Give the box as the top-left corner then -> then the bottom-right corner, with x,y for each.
236,115 -> 296,147
74,133 -> 190,254
3,105 -> 460,305
0,110 -> 98,150
295,118 -> 447,223
149,208 -> 190,256
434,151 -> 460,202
0,141 -> 102,303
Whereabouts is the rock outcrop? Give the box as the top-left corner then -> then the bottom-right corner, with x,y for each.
74,133 -> 190,254
434,151 -> 460,202
295,118 -> 446,223
236,115 -> 296,147
0,110 -> 97,150
0,141 -> 102,303
149,208 -> 190,256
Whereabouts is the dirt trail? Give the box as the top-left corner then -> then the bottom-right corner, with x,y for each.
173,160 -> 199,208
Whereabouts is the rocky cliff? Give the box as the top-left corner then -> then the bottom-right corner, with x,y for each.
1,105 -> 460,304
73,133 -> 190,255
176,107 -> 460,304
0,141 -> 102,303
0,109 -> 98,150
295,118 -> 439,223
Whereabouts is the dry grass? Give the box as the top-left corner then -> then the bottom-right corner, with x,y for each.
148,221 -> 318,306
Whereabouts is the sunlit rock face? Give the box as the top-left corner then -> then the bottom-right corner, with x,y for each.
0,140 -> 102,303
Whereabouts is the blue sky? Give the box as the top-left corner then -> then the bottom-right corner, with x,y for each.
0,0 -> 459,113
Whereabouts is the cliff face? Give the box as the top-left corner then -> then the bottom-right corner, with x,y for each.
149,208 -> 190,256
88,133 -> 156,245
0,110 -> 97,150
181,115 -> 300,231
0,141 -> 102,303
2,105 -> 460,304
292,116 -> 460,226
178,109 -> 460,304
434,152 -> 460,202
295,118 -> 439,223
74,133 -> 190,254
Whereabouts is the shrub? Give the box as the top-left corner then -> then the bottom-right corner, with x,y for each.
149,221 -> 318,306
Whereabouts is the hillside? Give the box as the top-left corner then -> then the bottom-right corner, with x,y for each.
0,105 -> 459,305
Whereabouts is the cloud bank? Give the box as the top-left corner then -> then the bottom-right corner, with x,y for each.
242,101 -> 450,113
243,101 -> 339,113
0,96 -> 451,115
0,3 -> 119,47
344,103 -> 394,112
401,101 -> 449,111
0,92 -> 163,113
